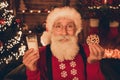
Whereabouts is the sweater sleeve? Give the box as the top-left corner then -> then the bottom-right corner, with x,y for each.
26,69 -> 40,80
25,46 -> 46,80
83,44 -> 105,80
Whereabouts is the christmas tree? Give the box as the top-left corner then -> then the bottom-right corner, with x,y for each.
0,1 -> 27,79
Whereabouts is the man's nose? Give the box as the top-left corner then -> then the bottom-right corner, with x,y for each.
62,28 -> 67,35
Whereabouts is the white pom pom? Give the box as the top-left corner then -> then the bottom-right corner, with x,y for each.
40,31 -> 51,46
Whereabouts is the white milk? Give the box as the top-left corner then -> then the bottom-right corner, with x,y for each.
26,34 -> 38,50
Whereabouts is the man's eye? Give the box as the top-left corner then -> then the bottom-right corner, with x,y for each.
55,25 -> 62,28
68,25 -> 73,28
67,24 -> 74,28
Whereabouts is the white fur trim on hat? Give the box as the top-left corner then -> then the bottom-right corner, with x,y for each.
90,18 -> 99,27
41,31 -> 51,46
110,21 -> 119,27
46,6 -> 82,35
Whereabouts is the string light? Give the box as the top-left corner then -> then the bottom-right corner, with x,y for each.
88,4 -> 120,10
20,9 -> 51,14
47,10 -> 51,13
30,10 -> 33,13
38,10 -> 41,13
22,10 -> 25,13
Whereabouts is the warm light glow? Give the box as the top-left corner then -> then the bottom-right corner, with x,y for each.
38,10 -> 41,13
47,10 -> 51,13
104,0 -> 107,4
22,10 -> 25,13
30,10 -> 33,13
28,30 -> 32,33
104,49 -> 120,59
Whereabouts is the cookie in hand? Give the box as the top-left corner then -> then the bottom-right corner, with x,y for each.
86,34 -> 100,45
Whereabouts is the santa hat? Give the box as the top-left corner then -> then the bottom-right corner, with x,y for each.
41,7 -> 82,46
46,6 -> 82,35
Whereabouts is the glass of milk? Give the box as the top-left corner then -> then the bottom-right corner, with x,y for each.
26,34 -> 38,51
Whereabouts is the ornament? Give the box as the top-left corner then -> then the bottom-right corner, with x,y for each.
15,19 -> 21,24
0,40 -> 3,51
0,19 -> 5,25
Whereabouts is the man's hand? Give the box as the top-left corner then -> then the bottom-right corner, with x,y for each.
87,44 -> 104,63
23,48 -> 40,71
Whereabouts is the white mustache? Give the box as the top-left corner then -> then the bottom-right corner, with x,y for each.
57,36 -> 70,41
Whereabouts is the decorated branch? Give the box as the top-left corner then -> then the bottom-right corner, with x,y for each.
0,1 -> 27,64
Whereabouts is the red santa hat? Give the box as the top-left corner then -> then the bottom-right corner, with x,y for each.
46,6 -> 82,35
41,7 -> 82,46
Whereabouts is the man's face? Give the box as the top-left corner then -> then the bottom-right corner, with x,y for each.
50,18 -> 79,61
52,18 -> 76,42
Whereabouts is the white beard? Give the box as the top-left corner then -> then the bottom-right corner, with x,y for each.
51,35 -> 79,61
